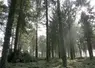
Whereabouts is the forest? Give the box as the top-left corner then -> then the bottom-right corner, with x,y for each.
0,0 -> 95,68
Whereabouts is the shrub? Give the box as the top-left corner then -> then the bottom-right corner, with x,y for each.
8,51 -> 37,63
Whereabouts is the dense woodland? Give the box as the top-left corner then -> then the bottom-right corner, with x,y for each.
0,0 -> 95,68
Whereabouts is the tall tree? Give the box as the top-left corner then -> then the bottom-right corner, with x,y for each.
13,0 -> 32,54
63,0 -> 76,59
81,11 -> 93,59
57,0 -> 67,67
45,0 -> 50,62
35,0 -> 42,59
0,0 -> 17,68
14,0 -> 24,54
49,9 -> 59,58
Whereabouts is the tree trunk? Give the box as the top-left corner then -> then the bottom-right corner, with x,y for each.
45,0 -> 50,62
18,31 -> 22,51
82,12 -> 93,59
14,0 -> 23,53
68,18 -> 75,60
35,22 -> 38,59
14,15 -> 20,53
78,45 -> 82,57
70,41 -> 75,59
0,0 -> 17,68
51,42 -> 54,58
57,0 -> 67,67
35,0 -> 40,59
13,0 -> 23,62
58,41 -> 61,58
70,45 -> 75,60
87,37 -> 93,59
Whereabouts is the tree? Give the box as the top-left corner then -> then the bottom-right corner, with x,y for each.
63,0 -> 76,59
38,35 -> 46,57
0,0 -> 17,68
13,0 -> 33,55
14,0 -> 24,54
75,0 -> 94,59
35,0 -> 42,59
80,11 -> 94,59
57,0 -> 67,67
49,9 -> 59,58
45,0 -> 50,62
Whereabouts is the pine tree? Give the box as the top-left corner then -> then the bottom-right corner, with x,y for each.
0,0 -> 17,68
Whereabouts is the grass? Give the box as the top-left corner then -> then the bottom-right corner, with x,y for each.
7,57 -> 95,68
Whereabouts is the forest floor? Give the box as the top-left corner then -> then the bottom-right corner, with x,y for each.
8,58 -> 95,68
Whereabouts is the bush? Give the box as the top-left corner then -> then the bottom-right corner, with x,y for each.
7,51 -> 14,62
8,51 -> 37,63
20,52 -> 37,62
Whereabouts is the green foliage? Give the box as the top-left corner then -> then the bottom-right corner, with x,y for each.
20,52 -> 37,62
8,51 -> 37,63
